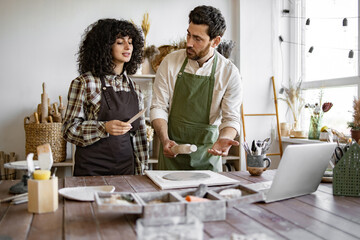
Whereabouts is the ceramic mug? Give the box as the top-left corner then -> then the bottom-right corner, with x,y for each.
247,154 -> 271,176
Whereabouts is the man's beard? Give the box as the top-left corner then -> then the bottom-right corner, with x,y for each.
186,43 -> 211,60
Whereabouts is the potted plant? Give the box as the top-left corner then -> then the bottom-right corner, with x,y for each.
348,97 -> 360,143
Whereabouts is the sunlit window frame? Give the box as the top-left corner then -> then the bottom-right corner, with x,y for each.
291,0 -> 360,96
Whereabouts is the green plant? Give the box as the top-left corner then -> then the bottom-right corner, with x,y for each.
348,98 -> 360,130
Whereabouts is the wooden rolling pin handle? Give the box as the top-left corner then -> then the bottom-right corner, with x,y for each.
171,144 -> 197,155
34,112 -> 40,124
53,103 -> 59,115
42,82 -> 46,94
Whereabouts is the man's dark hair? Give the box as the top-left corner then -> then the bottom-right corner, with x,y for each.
189,5 -> 226,40
77,18 -> 144,77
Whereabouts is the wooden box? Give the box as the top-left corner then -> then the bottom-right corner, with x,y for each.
28,177 -> 58,213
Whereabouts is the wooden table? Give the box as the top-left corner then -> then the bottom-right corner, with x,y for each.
0,170 -> 359,240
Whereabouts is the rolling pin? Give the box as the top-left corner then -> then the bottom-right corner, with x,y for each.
48,98 -> 54,116
41,83 -> 48,123
171,144 -> 197,155
34,112 -> 40,124
58,96 -> 66,118
52,103 -> 62,122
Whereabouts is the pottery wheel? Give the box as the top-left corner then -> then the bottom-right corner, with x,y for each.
162,172 -> 211,181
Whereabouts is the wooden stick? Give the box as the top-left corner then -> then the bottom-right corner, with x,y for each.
9,152 -> 16,180
0,193 -> 28,203
34,112 -> 40,124
41,83 -> 48,123
52,103 -> 62,122
5,154 -> 9,180
127,108 -> 146,124
0,151 -> 5,180
58,96 -> 66,118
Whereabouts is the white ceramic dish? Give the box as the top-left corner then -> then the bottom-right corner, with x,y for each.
4,160 -> 40,170
58,185 -> 115,201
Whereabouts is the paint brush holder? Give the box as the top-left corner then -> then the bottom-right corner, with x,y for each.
28,177 -> 58,213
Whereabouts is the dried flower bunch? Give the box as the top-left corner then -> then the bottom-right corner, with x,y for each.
348,98 -> 360,130
305,90 -> 333,117
146,123 -> 154,142
278,78 -> 305,126
216,40 -> 235,59
141,12 -> 150,48
143,45 -> 159,59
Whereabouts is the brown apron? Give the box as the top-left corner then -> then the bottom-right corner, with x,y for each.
74,76 -> 140,176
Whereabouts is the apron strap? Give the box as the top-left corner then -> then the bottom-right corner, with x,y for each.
100,76 -> 114,110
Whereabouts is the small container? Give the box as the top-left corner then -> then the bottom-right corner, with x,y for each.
136,191 -> 186,219
94,192 -> 142,214
211,184 -> 264,208
28,177 -> 58,213
136,214 -> 203,240
178,189 -> 226,221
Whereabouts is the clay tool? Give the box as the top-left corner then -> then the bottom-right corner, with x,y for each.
0,192 -> 28,203
127,108 -> 146,124
171,144 -> 197,155
37,143 -> 53,170
41,83 -> 48,123
194,184 -> 208,198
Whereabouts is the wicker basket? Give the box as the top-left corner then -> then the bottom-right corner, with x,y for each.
333,143 -> 360,197
24,120 -> 66,163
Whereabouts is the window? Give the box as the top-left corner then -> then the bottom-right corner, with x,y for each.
296,0 -> 360,135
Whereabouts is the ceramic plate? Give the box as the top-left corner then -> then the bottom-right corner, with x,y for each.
5,160 -> 40,170
163,172 -> 211,181
58,186 -> 115,201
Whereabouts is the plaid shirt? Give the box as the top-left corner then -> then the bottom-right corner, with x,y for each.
62,71 -> 148,175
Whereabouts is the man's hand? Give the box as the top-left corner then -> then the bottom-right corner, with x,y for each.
162,139 -> 177,158
105,120 -> 132,136
208,138 -> 239,156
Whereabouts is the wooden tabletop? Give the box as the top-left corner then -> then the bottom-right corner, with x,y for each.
0,170 -> 359,240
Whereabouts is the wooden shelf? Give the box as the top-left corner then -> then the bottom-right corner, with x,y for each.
52,159 -> 74,167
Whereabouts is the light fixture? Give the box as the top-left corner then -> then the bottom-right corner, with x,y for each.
343,18 -> 348,32
348,50 -> 354,64
306,46 -> 314,57
348,50 -> 354,58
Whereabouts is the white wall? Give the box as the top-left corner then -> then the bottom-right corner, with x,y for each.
240,0 -> 290,168
0,0 -> 238,160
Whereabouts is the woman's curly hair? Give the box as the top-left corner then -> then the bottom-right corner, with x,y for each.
77,18 -> 144,77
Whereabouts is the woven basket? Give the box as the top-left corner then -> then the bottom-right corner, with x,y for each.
24,120 -> 66,163
333,143 -> 360,197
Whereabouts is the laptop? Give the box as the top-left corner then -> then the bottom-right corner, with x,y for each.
246,142 -> 336,203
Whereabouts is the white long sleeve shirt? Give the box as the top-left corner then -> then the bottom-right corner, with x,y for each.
150,49 -> 243,135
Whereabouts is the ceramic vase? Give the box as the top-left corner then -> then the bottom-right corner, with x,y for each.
308,115 -> 322,139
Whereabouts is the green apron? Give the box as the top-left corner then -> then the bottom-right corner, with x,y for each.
158,52 -> 222,171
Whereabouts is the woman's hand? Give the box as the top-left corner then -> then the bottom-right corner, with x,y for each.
208,138 -> 239,156
105,120 -> 132,136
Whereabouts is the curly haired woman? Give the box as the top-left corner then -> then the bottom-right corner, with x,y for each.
62,19 -> 148,176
